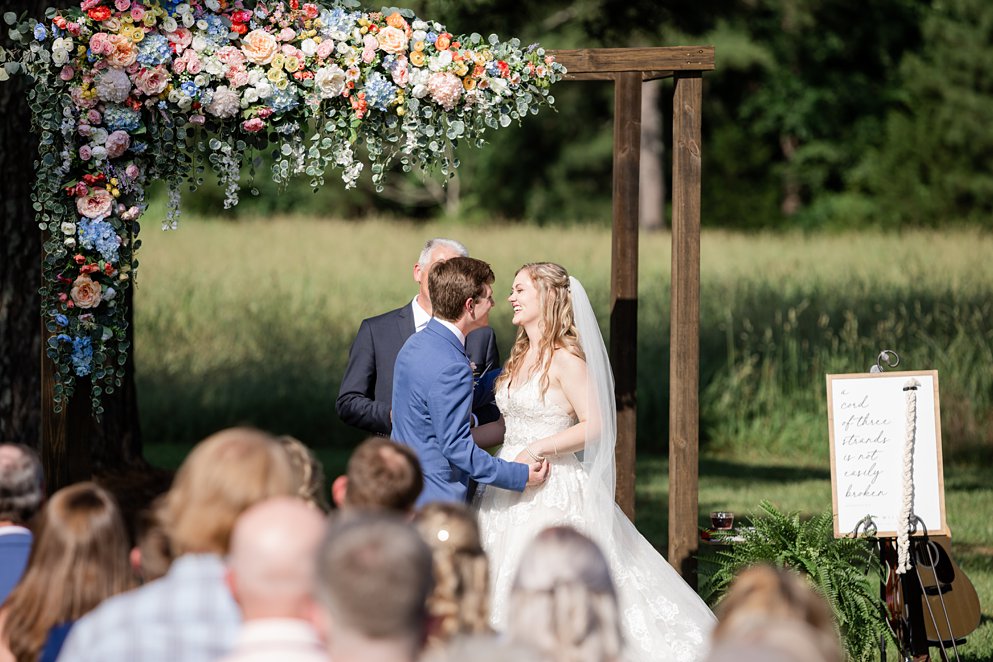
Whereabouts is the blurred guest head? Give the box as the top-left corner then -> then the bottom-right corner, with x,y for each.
331,437 -> 422,513
227,497 -> 327,621
711,564 -> 842,662
412,503 -> 490,647
129,497 -> 172,583
507,526 -> 622,662
0,482 -> 133,662
277,435 -> 329,512
160,427 -> 300,557
315,513 -> 433,662
0,443 -> 44,526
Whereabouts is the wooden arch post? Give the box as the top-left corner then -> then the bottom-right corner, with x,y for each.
547,46 -> 714,584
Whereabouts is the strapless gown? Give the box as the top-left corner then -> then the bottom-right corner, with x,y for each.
474,375 -> 716,661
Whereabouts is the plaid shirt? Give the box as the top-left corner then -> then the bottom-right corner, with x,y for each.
58,554 -> 240,662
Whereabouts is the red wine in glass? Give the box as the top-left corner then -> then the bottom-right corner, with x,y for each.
710,511 -> 734,530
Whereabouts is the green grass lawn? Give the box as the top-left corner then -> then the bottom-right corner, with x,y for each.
134,217 -> 993,660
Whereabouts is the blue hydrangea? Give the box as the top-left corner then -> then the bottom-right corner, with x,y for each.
55,313 -> 69,327
103,105 -> 142,132
269,86 -> 299,114
321,8 -> 358,39
180,80 -> 200,99
71,336 -> 93,376
426,31 -> 438,44
137,33 -> 172,66
200,14 -> 230,49
363,72 -> 397,112
78,217 -> 121,264
131,141 -> 148,154
34,23 -> 48,41
161,0 -> 183,16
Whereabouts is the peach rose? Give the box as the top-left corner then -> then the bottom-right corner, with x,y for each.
105,34 -> 138,67
134,65 -> 169,95
377,26 -> 407,54
241,29 -> 279,65
70,274 -> 103,309
434,33 -> 451,51
76,188 -> 115,219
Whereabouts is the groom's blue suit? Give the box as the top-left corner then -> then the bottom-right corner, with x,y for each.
391,319 -> 528,506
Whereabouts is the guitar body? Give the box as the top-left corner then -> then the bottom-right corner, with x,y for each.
913,536 -> 981,645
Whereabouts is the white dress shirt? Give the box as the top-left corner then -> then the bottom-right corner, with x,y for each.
218,619 -> 327,662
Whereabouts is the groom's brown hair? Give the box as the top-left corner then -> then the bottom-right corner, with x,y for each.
428,257 -> 494,322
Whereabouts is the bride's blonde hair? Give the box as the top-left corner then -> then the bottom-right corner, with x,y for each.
507,526 -> 623,662
496,262 -> 584,398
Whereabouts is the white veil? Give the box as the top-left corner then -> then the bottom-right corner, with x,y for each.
568,276 -> 618,529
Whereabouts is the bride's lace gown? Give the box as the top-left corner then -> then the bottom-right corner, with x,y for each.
475,375 -> 716,662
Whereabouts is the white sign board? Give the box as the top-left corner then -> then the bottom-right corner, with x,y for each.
826,370 -> 947,538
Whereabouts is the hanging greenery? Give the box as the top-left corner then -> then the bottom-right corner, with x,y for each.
0,0 -> 564,416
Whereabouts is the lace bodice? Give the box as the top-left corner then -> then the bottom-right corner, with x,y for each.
496,374 -> 576,451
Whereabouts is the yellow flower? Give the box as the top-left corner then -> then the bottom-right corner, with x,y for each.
304,20 -> 312,29
409,50 -> 425,67
110,177 -> 119,186
131,28 -> 145,43
396,107 -> 406,116
142,13 -> 156,27
454,62 -> 468,76
284,56 -> 301,73
360,26 -> 368,34
271,53 -> 285,69
267,67 -> 285,82
313,18 -> 324,28
413,40 -> 425,52
77,45 -> 87,57
314,36 -> 323,44
275,78 -> 289,90
111,188 -> 120,198
463,77 -> 476,90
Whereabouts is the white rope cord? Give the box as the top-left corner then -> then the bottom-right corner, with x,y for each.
896,377 -> 921,574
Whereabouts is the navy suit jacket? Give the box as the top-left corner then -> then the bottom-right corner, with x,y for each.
0,529 -> 32,605
391,319 -> 527,506
336,302 -> 500,435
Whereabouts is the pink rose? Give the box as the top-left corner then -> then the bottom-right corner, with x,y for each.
216,45 -> 245,66
186,55 -> 203,75
189,114 -> 205,125
105,130 -> 130,158
134,65 -> 169,95
166,26 -> 192,54
226,66 -> 249,88
316,39 -> 334,59
89,32 -> 113,55
78,124 -> 93,137
105,34 -> 137,67
79,145 -> 93,161
362,49 -> 376,64
242,117 -> 265,133
74,182 -> 89,197
377,26 -> 407,54
125,163 -> 140,179
60,66 -> 75,81
241,29 -> 279,65
363,34 -> 379,51
115,0 -> 131,11
130,4 -> 144,21
76,188 -> 114,218
278,27 -> 296,42
391,57 -> 409,87
87,109 -> 102,124
70,274 -> 103,309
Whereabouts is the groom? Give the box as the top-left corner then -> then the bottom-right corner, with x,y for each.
391,257 -> 548,506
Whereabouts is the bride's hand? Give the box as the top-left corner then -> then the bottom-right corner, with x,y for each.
525,458 -> 549,487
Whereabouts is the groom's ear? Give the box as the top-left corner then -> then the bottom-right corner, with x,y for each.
331,475 -> 348,508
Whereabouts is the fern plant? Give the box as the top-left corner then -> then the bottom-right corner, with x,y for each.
702,501 -> 891,661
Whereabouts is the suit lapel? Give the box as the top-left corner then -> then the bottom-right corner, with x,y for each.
396,303 -> 415,341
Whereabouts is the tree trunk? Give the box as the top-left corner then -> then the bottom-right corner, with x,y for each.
1,0 -> 145,488
639,79 -> 666,230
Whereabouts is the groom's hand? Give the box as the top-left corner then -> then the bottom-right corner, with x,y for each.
525,459 -> 549,487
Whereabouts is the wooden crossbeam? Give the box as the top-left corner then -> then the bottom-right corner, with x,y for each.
548,46 -> 714,78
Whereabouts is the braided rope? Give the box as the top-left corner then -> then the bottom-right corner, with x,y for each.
896,377 -> 921,574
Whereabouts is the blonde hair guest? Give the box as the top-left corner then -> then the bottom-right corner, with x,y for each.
0,483 -> 133,662
412,503 -> 491,647
507,526 -> 623,662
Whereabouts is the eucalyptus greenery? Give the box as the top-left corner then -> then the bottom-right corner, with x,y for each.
704,501 -> 891,661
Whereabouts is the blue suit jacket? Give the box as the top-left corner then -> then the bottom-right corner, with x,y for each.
0,529 -> 32,605
391,319 -> 527,506
336,303 -> 500,435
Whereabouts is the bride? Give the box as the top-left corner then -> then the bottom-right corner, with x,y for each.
473,262 -> 716,661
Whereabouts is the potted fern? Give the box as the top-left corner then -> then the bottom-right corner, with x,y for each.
702,501 -> 891,661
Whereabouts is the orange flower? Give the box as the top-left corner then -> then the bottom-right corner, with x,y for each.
463,77 -> 476,91
409,50 -> 425,67
434,32 -> 451,51
386,12 -> 409,32
87,6 -> 112,21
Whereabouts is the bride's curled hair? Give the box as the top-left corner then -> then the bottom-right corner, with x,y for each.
413,502 -> 491,647
507,526 -> 623,662
497,262 -> 584,398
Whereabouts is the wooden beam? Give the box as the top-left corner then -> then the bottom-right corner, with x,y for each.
669,72 -> 703,586
549,47 -> 714,76
610,72 -> 641,521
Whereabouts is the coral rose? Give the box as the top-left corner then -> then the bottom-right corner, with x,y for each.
76,188 -> 115,219
106,34 -> 138,67
70,274 -> 103,309
377,27 -> 407,54
386,12 -> 409,32
241,29 -> 279,65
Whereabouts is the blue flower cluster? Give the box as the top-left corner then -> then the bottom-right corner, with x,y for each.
269,86 -> 299,114
363,73 -> 397,112
180,80 -> 201,99
161,0 -> 184,16
71,336 -> 93,376
201,14 -> 230,49
103,105 -> 142,132
137,33 -> 172,66
34,23 -> 48,41
321,8 -> 358,39
131,141 -> 148,154
78,217 -> 121,263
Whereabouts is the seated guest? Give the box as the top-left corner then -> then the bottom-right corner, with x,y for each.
507,526 -> 623,662
277,436 -> 329,512
412,503 -> 491,648
0,443 -> 44,605
220,497 -> 328,662
0,482 -> 133,662
315,513 -> 434,662
331,437 -> 423,513
709,564 -> 842,662
59,427 -> 301,662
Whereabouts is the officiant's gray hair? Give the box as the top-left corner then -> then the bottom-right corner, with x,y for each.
418,238 -> 468,268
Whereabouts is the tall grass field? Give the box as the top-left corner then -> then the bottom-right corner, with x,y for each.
134,217 -> 993,660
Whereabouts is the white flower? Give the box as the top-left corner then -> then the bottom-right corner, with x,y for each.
314,65 -> 346,98
61,221 -> 76,235
193,73 -> 209,87
489,77 -> 509,95
195,19 -> 208,30
103,286 -> 117,302
412,20 -> 428,31
182,12 -> 195,28
429,50 -> 452,71
411,83 -> 428,99
205,85 -> 240,118
175,3 -> 190,13
53,37 -> 73,52
162,17 -> 178,32
248,69 -> 265,85
64,237 -> 77,248
204,56 -> 224,75
177,95 -> 193,111
90,145 -> 108,161
411,29 -> 427,43
90,128 -> 109,145
205,0 -> 220,10
254,81 -> 273,99
52,48 -> 69,66
300,38 -> 317,57
243,88 -> 259,104
191,35 -> 207,52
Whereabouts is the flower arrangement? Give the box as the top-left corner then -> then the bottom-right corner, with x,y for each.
1,1 -> 564,416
